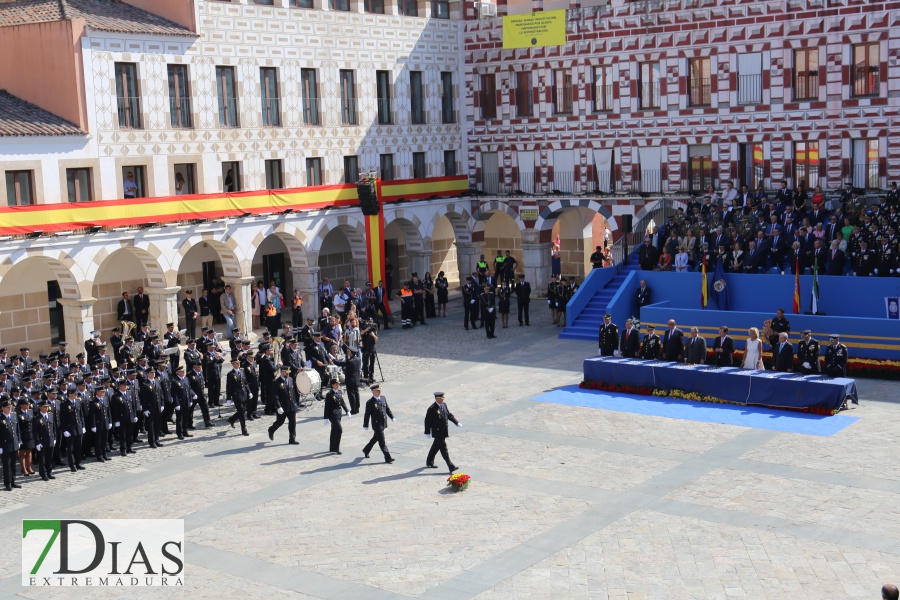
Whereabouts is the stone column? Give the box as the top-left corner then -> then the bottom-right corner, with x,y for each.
223,276 -> 255,336
351,259 -> 369,289
521,229 -> 551,296
58,298 -> 96,350
456,242 -> 485,282
405,250 -> 433,279
290,266 -> 320,323
145,286 -> 181,330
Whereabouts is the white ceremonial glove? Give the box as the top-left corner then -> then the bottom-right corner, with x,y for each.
0,448 -> 2,454
456,423 -> 462,428
82,428 -> 86,434
63,431 -> 71,438
346,413 -> 352,419
115,422 -> 120,427
425,433 -> 432,438
133,418 -> 138,423
277,407 -> 284,415
875,268 -> 879,274
250,394 -> 254,400
363,426 -> 369,430
323,419 -> 329,427
144,411 -> 150,417
36,444 -> 42,451
613,350 -> 621,357
175,405 -> 180,411
91,427 -> 97,433
802,362 -> 811,369
488,308 -> 494,313
193,394 -> 197,400
391,418 -> 395,422
470,300 -> 475,304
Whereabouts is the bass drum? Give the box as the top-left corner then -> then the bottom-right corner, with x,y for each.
295,369 -> 322,397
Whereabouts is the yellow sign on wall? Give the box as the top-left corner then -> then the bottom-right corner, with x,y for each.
502,10 -> 567,50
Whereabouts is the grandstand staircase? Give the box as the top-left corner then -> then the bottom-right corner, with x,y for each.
559,252 -> 640,342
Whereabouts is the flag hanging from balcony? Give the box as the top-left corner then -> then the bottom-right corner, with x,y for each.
363,178 -> 386,288
700,254 -> 708,308
811,258 -> 820,314
793,258 -> 801,314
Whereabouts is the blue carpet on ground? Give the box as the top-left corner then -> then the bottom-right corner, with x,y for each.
533,386 -> 858,437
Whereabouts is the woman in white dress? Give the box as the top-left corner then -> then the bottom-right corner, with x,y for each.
742,326 -> 764,369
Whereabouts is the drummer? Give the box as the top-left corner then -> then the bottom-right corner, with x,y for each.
304,331 -> 329,394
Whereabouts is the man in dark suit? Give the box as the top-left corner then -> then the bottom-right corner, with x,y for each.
619,318 -> 640,358
225,357 -> 250,436
788,241 -> 805,274
683,327 -> 707,365
826,240 -> 846,275
712,326 -> 735,367
182,290 -> 198,341
797,330 -> 821,375
773,333 -> 795,372
267,365 -> 299,445
133,286 -> 150,327
808,239 -> 826,275
638,237 -> 660,271
515,274 -> 531,326
424,391 -> 460,473
598,314 -> 619,356
117,292 -> 135,322
662,320 -> 684,362
362,383 -> 394,463
768,228 -> 786,271
744,240 -> 763,274
0,397 -> 22,490
635,280 -> 651,310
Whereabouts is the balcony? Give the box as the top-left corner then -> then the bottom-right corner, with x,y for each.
737,74 -> 761,105
632,170 -> 663,194
845,163 -> 882,190
851,66 -> 880,97
441,105 -> 456,124
116,96 -> 142,129
218,98 -> 239,128
794,72 -> 819,101
594,84 -> 614,112
168,96 -> 192,129
377,97 -> 392,125
689,79 -> 711,107
261,96 -> 281,127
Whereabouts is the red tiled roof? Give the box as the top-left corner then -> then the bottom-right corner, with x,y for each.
0,90 -> 85,137
0,0 -> 196,37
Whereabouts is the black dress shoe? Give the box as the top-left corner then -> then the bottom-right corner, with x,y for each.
426,464 -> 438,468
127,449 -> 137,454
385,457 -> 395,464
268,430 -> 274,441
335,451 -> 342,455
184,433 -> 193,438
229,420 -> 235,429
12,483 -> 21,488
363,452 -> 370,458
41,475 -> 49,481
177,435 -> 184,440
4,485 -> 10,491
205,422 -> 215,428
449,465 -> 459,473
288,440 -> 299,445
242,431 -> 250,436
155,442 -> 164,447
48,474 -> 55,480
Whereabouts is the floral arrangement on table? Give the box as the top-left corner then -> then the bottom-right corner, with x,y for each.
447,473 -> 471,492
580,380 -> 839,416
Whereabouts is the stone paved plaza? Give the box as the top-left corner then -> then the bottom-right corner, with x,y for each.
1,302 -> 899,599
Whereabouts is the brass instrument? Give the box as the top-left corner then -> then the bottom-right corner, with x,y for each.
272,337 -> 285,365
121,320 -> 137,338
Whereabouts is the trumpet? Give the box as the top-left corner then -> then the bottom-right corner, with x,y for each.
272,337 -> 285,364
121,320 -> 137,337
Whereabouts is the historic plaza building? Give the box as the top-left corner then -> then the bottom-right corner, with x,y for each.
0,0 -> 896,351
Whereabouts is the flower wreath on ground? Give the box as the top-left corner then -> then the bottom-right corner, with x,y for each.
447,472 -> 471,492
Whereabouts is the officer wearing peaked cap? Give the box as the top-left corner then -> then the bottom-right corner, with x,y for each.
267,365 -> 298,445
424,391 -> 461,473
362,384 -> 394,463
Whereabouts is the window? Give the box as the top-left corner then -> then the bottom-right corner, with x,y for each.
265,159 -> 283,189
515,71 -> 533,117
301,68 -> 320,125
222,161 -> 241,192
444,150 -> 456,176
122,166 -> 146,199
66,168 -> 92,202
174,163 -> 196,195
290,0 -> 314,6
592,66 -> 612,112
400,0 -> 418,16
638,62 -> 660,109
5,171 -> 34,206
340,70 -> 357,125
688,145 -> 713,192
364,0 -> 384,12
380,154 -> 394,181
249,0 -> 274,4
739,143 -> 765,190
737,53 -> 762,105
114,62 -> 141,129
851,43 -> 880,97
794,141 -> 819,189
480,73 -> 496,119
441,72 -> 455,123
167,65 -> 191,128
215,66 -> 239,127
413,152 -> 426,179
47,281 -> 63,346
793,48 -> 819,101
432,0 -> 449,18
688,58 -> 711,106
852,139 -> 879,189
331,0 -> 349,10
552,69 -> 573,114
410,71 -> 425,125
344,156 -> 359,184
376,70 -> 392,125
306,158 -> 322,186
481,151 -> 499,194
260,67 -> 280,127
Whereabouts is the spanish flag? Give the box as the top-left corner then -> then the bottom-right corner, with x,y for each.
700,253 -> 708,308
793,258 -> 801,314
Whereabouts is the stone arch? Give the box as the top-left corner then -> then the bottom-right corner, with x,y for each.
0,251 -> 84,299
246,222 -> 311,270
170,234 -> 245,280
472,200 -> 527,235
308,214 -> 368,260
533,199 -> 618,232
384,211 -> 425,252
84,243 -> 168,289
424,202 -> 476,245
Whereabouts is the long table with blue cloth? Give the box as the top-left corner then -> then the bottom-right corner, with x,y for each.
583,356 -> 858,413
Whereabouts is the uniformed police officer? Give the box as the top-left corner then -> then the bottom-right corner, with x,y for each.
111,378 -> 136,454
480,283 -> 497,339
33,397 -> 57,480
462,276 -> 479,330
797,330 -> 821,375
424,391 -> 461,473
362,384 -> 394,463
226,356 -> 250,436
824,334 -> 849,378
60,386 -> 86,472
598,314 -> 619,356
323,378 -> 350,454
0,397 -> 21,490
87,385 -> 113,461
268,365 -> 299,445
640,325 -> 662,359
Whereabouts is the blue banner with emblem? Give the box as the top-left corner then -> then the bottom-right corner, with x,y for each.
887,297 -> 900,320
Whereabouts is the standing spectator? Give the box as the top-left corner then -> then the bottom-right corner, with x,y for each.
209,279 -> 224,325
550,244 -> 561,277
635,279 -> 652,309
182,290 -> 198,341
619,318 -> 640,358
638,237 -> 660,270
772,332 -> 794,372
175,172 -> 187,195
319,277 -> 334,312
123,171 -> 139,199
684,327 -> 707,365
589,246 -> 605,269
268,281 -> 284,321
674,246 -> 689,272
291,290 -> 304,328
826,240 -> 846,275
220,284 -> 237,338
662,320 -> 684,362
198,289 -> 212,330
116,292 -> 135,323
253,281 -> 267,329
712,326 -> 735,367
